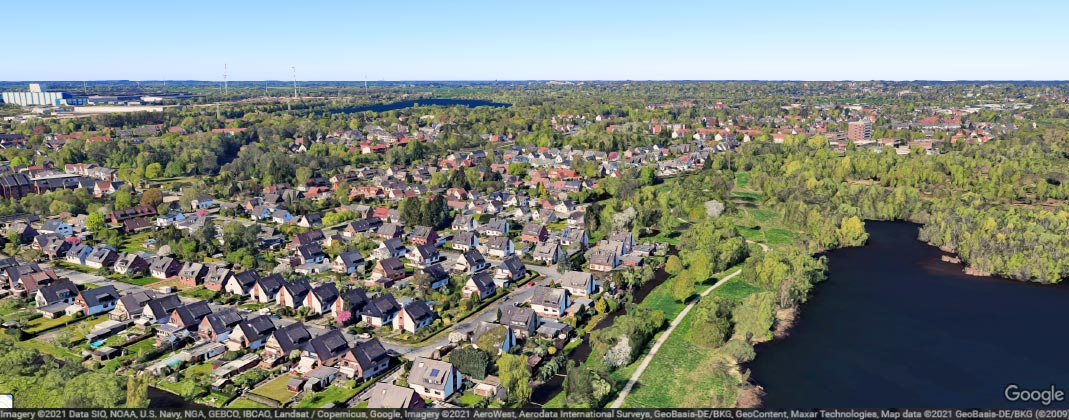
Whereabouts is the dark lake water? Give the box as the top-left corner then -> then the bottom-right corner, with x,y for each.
750,221 -> 1069,408
330,98 -> 509,114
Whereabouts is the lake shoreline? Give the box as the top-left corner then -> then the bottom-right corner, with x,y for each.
747,220 -> 1069,408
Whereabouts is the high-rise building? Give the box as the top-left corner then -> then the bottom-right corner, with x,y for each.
848,120 -> 872,141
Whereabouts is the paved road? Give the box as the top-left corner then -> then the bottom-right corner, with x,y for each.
609,268 -> 744,408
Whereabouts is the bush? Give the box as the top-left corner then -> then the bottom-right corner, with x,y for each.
449,347 -> 491,380
720,340 -> 756,364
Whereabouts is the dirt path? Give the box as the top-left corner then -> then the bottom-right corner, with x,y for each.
609,268 -> 744,408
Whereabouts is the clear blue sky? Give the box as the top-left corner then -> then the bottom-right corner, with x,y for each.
3,0 -> 1067,81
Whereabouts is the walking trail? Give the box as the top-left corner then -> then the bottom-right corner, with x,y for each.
609,268 -> 744,408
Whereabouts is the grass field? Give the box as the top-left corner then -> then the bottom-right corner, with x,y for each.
179,287 -> 217,301
16,338 -> 83,362
23,315 -> 82,334
115,275 -> 158,286
621,313 -> 739,408
709,277 -> 765,303
734,172 -> 751,189
228,398 -> 271,408
295,382 -> 364,408
251,375 -> 296,404
457,392 -> 485,407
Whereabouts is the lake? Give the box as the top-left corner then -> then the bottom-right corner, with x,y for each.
329,98 -> 509,114
750,221 -> 1069,408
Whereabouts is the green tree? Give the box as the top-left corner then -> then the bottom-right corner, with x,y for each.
85,212 -> 106,233
497,353 -> 532,405
669,270 -> 693,303
144,162 -> 162,179
665,255 -> 683,275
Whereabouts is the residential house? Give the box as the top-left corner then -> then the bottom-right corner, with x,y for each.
560,271 -> 595,297
451,231 -> 478,252
484,236 -> 514,258
451,215 -> 478,232
406,244 -> 440,268
224,270 -> 259,296
333,287 -> 370,326
609,231 -> 635,254
463,272 -> 498,301
34,280 -> 79,318
203,266 -> 233,292
109,290 -> 155,321
343,217 -> 381,239
520,223 -> 549,243
361,293 -> 401,327
419,264 -> 451,290
393,299 -> 435,333
113,253 -> 148,276
530,286 -> 570,318
276,278 -> 312,309
372,257 -> 407,283
500,306 -> 539,339
406,357 -> 462,401
306,282 -> 339,315
142,295 -> 183,324
480,218 -> 509,237
367,383 -> 425,409
178,262 -> 208,287
198,309 -> 243,342
167,301 -> 213,332
374,238 -> 407,259
155,211 -> 186,228
531,241 -> 561,264
226,315 -> 277,351
291,230 -> 326,248
377,223 -> 404,240
304,329 -> 350,368
408,226 -> 438,246
191,194 -> 215,210
263,323 -> 312,366
332,250 -> 365,275
561,228 -> 588,248
454,249 -> 489,274
472,321 -> 516,354
251,274 -> 285,304
588,248 -> 619,272
149,256 -> 181,279
73,285 -> 119,316
84,245 -> 118,269
296,213 -> 323,228
340,338 -> 390,381
296,244 -> 326,265
38,219 -> 73,236
64,243 -> 90,265
40,236 -> 71,259
494,255 -> 527,287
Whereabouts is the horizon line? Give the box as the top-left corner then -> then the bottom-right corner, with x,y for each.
3,79 -> 1069,83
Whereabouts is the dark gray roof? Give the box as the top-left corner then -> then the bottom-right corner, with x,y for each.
311,283 -> 339,305
80,285 -> 119,307
271,322 -> 311,354
340,287 -> 370,312
37,280 -> 79,304
307,329 -> 349,361
346,338 -> 388,369
203,309 -> 242,332
363,294 -> 400,318
337,250 -> 364,267
401,299 -> 435,322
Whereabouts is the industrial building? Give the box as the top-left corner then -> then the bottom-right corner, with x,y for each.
0,84 -> 86,107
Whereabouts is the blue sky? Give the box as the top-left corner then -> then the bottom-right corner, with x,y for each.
3,0 -> 1067,81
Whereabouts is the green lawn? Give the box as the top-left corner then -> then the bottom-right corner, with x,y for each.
250,375 -> 296,404
639,277 -> 687,319
15,338 -> 83,362
730,191 -> 761,203
23,315 -> 84,334
737,226 -> 801,246
197,391 -> 236,408
115,276 -> 158,286
746,208 -> 778,223
179,287 -> 217,301
229,398 -> 271,408
457,391 -> 485,407
155,377 -> 198,397
622,315 -> 738,408
542,391 -> 565,408
295,382 -> 363,408
734,172 -> 751,189
709,277 -> 764,303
